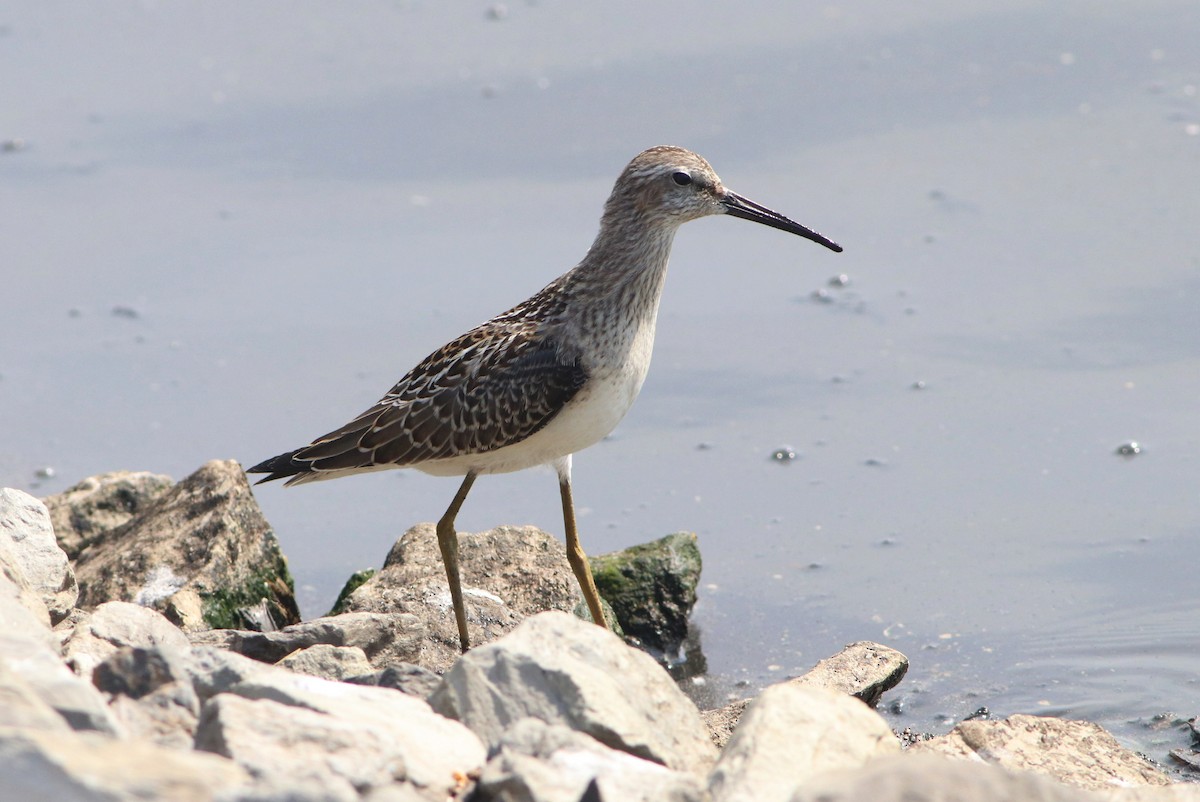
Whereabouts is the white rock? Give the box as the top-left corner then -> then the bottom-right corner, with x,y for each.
0,661 -> 71,732
196,666 -> 485,800
708,684 -> 899,802
0,725 -> 248,802
276,643 -> 374,681
790,753 -> 1096,802
475,717 -> 705,802
0,488 -> 77,624
64,600 -> 192,679
0,634 -> 121,735
431,610 -> 718,776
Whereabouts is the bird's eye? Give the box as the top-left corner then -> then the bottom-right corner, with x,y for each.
671,171 -> 692,186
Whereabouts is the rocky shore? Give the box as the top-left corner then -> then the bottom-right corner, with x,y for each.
1,459 -> 1196,801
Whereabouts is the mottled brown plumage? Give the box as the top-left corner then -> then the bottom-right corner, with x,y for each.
249,145 -> 841,651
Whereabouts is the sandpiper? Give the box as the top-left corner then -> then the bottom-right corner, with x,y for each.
249,146 -> 841,651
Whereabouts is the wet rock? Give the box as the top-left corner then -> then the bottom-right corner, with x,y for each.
702,641 -> 908,749
276,643 -> 374,681
41,470 -> 173,561
63,600 -> 192,679
195,663 -> 486,801
588,531 -> 701,653
72,460 -> 300,632
190,610 -> 425,668
430,610 -> 718,776
346,663 -> 443,700
0,726 -> 249,801
910,714 -> 1172,790
474,717 -> 706,802
707,684 -> 899,802
789,753 -> 1095,802
0,488 -> 77,624
341,524 -> 581,672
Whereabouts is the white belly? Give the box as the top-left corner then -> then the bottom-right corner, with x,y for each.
418,321 -> 656,477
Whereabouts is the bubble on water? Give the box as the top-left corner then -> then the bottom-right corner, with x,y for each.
770,446 -> 797,463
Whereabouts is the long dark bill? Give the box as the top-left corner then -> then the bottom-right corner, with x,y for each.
721,191 -> 843,253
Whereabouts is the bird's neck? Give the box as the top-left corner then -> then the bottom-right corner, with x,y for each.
569,217 -> 680,319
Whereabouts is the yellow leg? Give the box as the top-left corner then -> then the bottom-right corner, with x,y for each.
436,473 -> 476,652
559,474 -> 607,629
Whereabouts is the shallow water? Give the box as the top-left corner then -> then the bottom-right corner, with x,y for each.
3,1 -> 1198,765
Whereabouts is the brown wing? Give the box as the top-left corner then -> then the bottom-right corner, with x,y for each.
278,321 -> 588,476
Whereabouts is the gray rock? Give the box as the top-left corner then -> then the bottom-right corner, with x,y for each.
0,488 -> 77,624
342,524 -> 583,672
195,694 -> 369,801
41,470 -> 173,561
95,645 -> 200,750
93,643 -> 193,699
0,726 -> 249,802
790,753 -> 1096,802
702,640 -> 908,749
475,717 -> 706,802
98,647 -> 201,750
346,664 -> 443,700
183,645 -> 291,703
431,610 -> 717,776
190,610 -> 425,669
589,531 -> 701,653
72,460 -> 300,632
910,714 -> 1172,790
707,684 -> 899,802
196,667 -> 485,801
64,599 -> 192,679
276,644 -> 374,681
0,633 -> 121,735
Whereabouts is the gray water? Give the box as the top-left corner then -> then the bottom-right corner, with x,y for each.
3,1 -> 1198,766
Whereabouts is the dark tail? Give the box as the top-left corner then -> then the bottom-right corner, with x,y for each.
246,449 -> 309,484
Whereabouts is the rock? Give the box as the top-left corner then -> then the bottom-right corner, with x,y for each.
342,524 -> 583,672
189,610 -> 425,668
72,460 -> 300,632
63,600 -> 192,679
0,567 -> 57,649
430,610 -> 717,776
474,717 -> 706,802
910,714 -> 1172,790
707,684 -> 899,802
346,664 -> 443,700
0,488 -> 77,624
41,470 -> 173,561
276,644 -> 374,681
94,645 -> 201,750
0,726 -> 249,801
0,633 -> 121,735
789,753 -> 1096,802
701,641 -> 908,749
195,665 -> 486,800
328,567 -> 376,615
791,640 -> 908,706
0,661 -> 71,732
588,531 -> 701,653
